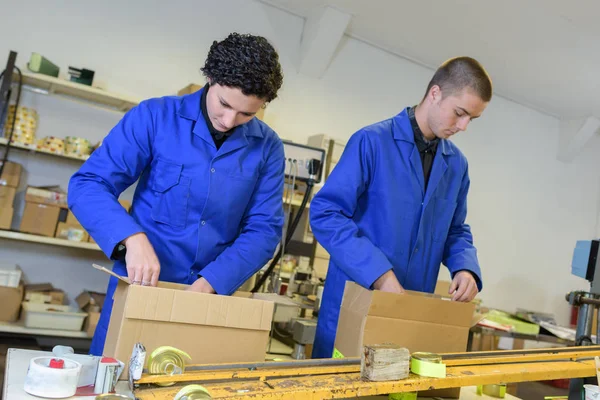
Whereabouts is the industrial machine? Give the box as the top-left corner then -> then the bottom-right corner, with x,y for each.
566,239 -> 600,399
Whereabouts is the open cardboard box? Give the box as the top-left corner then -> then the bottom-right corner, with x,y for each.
93,265 -> 274,379
334,281 -> 480,398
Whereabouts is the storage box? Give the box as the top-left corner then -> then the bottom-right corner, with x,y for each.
84,311 -> 100,337
21,302 -> 87,330
25,283 -> 65,305
0,283 -> 24,322
0,161 -> 22,188
76,290 -> 106,312
20,202 -> 61,237
96,264 -> 274,379
25,186 -> 68,207
0,265 -> 22,288
55,222 -> 89,242
0,207 -> 13,229
65,211 -> 82,228
334,282 -> 476,398
0,186 -> 16,208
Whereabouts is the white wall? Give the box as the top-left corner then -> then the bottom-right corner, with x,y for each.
0,0 -> 598,325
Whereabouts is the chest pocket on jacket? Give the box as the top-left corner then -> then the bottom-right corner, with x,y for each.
150,159 -> 191,229
432,198 -> 457,242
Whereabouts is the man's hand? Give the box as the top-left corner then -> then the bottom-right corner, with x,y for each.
373,270 -> 405,294
124,233 -> 160,287
187,277 -> 216,294
449,271 -> 478,302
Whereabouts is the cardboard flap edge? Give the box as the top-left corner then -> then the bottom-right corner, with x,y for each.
92,264 -> 130,284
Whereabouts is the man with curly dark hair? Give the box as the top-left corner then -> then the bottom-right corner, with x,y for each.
68,33 -> 285,356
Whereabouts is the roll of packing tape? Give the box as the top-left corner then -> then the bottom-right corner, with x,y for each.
174,384 -> 212,400
410,352 -> 446,378
147,346 -> 192,387
24,356 -> 82,398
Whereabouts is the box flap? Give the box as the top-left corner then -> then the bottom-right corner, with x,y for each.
123,286 -> 274,331
343,282 -> 474,328
339,281 -> 374,317
93,264 -> 130,284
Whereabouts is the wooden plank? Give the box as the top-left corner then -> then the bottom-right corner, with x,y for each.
16,71 -> 139,112
0,229 -> 101,251
0,138 -> 89,162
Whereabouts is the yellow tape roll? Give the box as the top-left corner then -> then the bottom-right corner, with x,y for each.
146,346 -> 192,387
174,384 -> 212,400
410,352 -> 446,378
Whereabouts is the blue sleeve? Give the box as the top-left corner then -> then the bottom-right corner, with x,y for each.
200,139 -> 285,295
443,162 -> 483,291
68,101 -> 155,258
309,131 -> 394,289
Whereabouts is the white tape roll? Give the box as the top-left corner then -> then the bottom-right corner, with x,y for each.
24,357 -> 82,398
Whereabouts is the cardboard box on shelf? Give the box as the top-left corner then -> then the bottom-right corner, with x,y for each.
24,283 -> 65,305
25,186 -> 68,207
55,222 -> 89,242
0,283 -> 24,322
119,199 -> 131,212
84,311 -> 100,337
20,202 -> 61,237
76,290 -> 106,312
65,211 -> 82,228
0,207 -> 13,230
0,161 -> 22,188
0,186 -> 16,208
333,282 -> 476,398
94,264 -> 274,379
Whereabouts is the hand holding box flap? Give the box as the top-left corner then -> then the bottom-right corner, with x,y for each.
93,263 -> 275,379
334,281 -> 475,398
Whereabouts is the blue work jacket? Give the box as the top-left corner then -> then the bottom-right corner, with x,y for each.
68,88 -> 284,355
310,108 -> 482,359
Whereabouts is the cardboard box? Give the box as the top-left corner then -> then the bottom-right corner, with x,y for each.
84,311 -> 100,337
20,202 -> 61,237
65,211 -> 82,228
96,265 -> 274,379
0,161 -> 22,188
25,283 -> 65,305
119,199 -> 132,212
434,280 -> 452,298
25,186 -> 68,207
0,207 -> 13,230
0,283 -> 24,322
334,282 -> 475,398
0,186 -> 16,208
55,222 -> 89,242
76,290 -> 106,312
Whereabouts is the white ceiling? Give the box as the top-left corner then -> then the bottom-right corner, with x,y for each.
263,0 -> 600,119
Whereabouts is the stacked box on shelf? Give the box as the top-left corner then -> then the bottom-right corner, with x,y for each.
76,290 -> 106,336
20,186 -> 67,237
0,161 -> 23,229
0,264 -> 24,323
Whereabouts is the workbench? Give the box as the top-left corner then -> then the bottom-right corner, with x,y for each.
2,348 -> 131,399
1,347 -> 523,399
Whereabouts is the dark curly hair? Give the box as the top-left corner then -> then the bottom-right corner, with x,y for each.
201,33 -> 284,103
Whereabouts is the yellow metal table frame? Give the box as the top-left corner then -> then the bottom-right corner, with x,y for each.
133,346 -> 600,399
